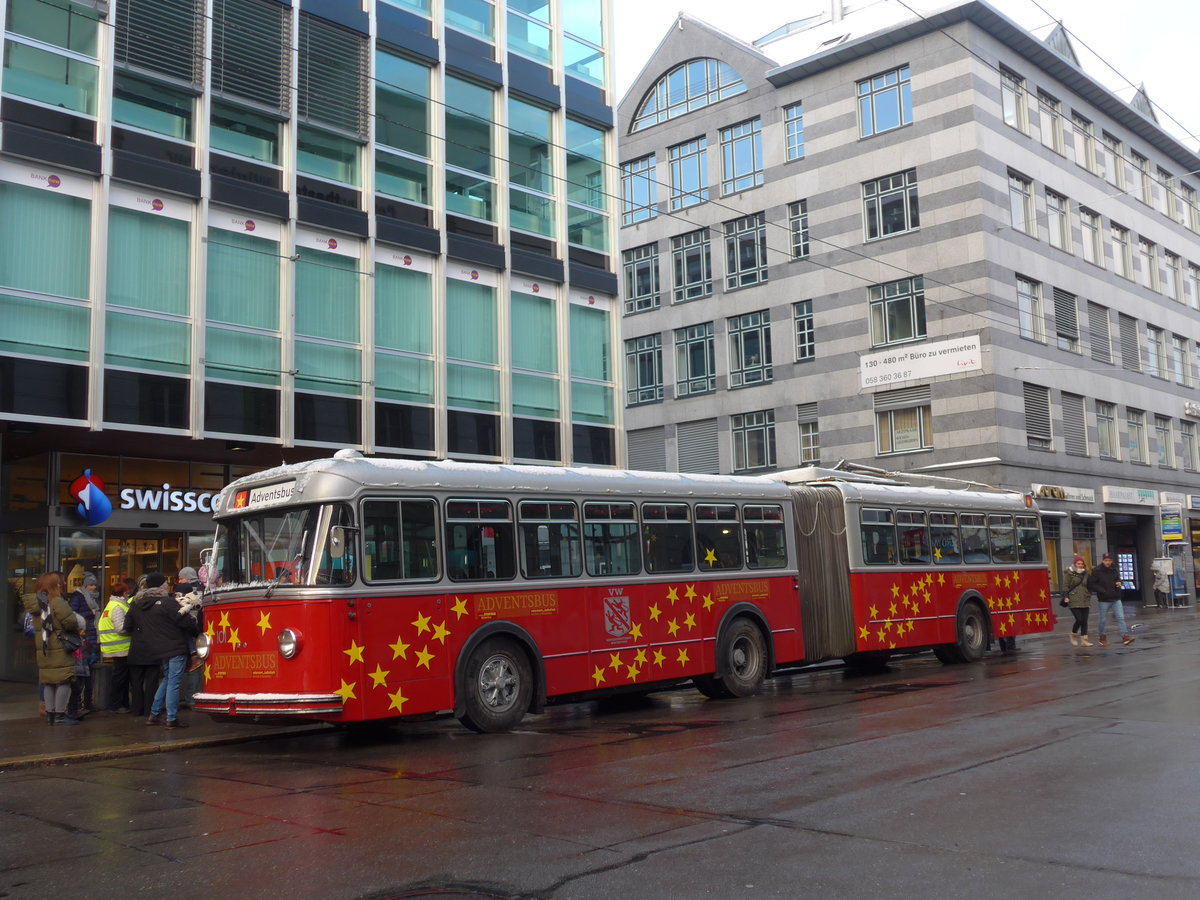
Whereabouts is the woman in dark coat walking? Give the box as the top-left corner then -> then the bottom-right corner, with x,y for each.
124,573 -> 172,716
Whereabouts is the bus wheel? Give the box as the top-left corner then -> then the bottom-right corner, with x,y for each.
697,618 -> 767,700
459,637 -> 533,734
934,601 -> 988,664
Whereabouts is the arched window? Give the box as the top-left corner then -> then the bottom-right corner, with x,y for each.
632,58 -> 745,131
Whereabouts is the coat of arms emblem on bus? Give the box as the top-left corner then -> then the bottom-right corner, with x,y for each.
69,468 -> 113,526
603,593 -> 631,638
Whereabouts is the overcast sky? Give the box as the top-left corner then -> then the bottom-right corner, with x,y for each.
611,0 -> 1200,153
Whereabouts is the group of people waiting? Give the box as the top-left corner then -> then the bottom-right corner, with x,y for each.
1061,552 -> 1136,647
23,567 -> 204,727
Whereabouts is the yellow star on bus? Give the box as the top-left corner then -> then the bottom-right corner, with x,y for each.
635,647 -> 648,665
228,626 -> 240,647
704,548 -> 717,566
629,622 -> 644,641
937,572 -> 945,585
1008,613 -> 1016,626
334,679 -> 357,702
389,635 -> 409,660
933,547 -> 942,560
684,612 -> 697,631
868,604 -> 879,619
702,593 -> 714,611
205,620 -> 216,639
432,621 -> 450,644
451,596 -> 470,619
890,583 -> 901,598
684,584 -> 697,601
665,586 -> 679,605
368,664 -> 389,688
344,640 -> 365,664
667,618 -> 681,637
218,611 -> 231,628
1025,612 -> 1033,624
648,603 -> 662,622
858,625 -> 870,641
998,620 -> 1008,634
412,611 -> 431,635
625,663 -> 641,680
676,648 -> 690,666
888,602 -> 898,617
256,611 -> 271,635
652,648 -> 667,667
592,665 -> 606,686
608,652 -> 623,671
204,664 -> 211,680
415,645 -> 434,669
877,627 -> 887,642
387,686 -> 407,712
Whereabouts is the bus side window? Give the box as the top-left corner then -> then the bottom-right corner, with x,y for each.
402,499 -> 439,579
695,504 -> 743,569
317,504 -> 356,585
1015,515 -> 1043,563
518,501 -> 582,579
930,512 -> 961,564
642,502 -> 694,573
744,505 -> 787,569
445,499 -> 516,581
583,502 -> 641,576
989,514 -> 1017,563
960,513 -> 989,563
897,510 -> 929,565
861,508 -> 896,565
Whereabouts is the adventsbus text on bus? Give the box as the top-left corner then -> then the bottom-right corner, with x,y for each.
192,451 -> 1054,732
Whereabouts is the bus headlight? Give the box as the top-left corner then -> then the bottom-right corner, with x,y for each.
195,632 -> 211,660
278,628 -> 302,659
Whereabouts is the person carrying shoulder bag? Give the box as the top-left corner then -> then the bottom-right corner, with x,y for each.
1063,556 -> 1093,647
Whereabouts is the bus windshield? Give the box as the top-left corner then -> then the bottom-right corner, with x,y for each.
213,506 -> 318,586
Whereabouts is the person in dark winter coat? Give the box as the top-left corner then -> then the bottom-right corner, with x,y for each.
1087,552 -> 1134,646
124,575 -> 167,715
22,572 -> 84,725
124,572 -> 201,727
67,571 -> 101,716
1063,556 -> 1093,647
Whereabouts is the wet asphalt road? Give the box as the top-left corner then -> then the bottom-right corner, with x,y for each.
2,607 -> 1199,900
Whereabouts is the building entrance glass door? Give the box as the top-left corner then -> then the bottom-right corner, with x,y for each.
104,532 -> 185,589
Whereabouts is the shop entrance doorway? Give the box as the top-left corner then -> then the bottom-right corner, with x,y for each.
104,532 -> 186,588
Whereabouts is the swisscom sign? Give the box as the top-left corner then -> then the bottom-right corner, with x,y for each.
69,468 -> 218,526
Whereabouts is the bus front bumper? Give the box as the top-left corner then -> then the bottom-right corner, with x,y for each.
193,692 -> 344,716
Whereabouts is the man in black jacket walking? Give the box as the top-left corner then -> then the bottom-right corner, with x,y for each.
124,573 -> 200,727
1087,552 -> 1134,647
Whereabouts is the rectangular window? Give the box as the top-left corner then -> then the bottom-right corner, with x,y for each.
1008,172 -> 1035,236
1071,113 -> 1094,172
1165,252 -> 1183,302
445,498 -> 515,581
1097,401 -> 1119,459
1119,314 -> 1140,371
1038,91 -> 1063,153
1016,276 -> 1045,342
732,409 -> 776,472
1183,183 -> 1200,232
674,322 -> 715,396
1101,132 -> 1124,188
1080,208 -> 1101,266
620,154 -> 656,225
724,213 -> 768,289
744,505 -> 787,569
1182,421 -> 1199,471
1062,393 -> 1087,456
582,502 -> 641,577
641,502 -> 694,573
797,402 -> 819,463
445,75 -> 495,219
869,276 -> 925,346
1047,191 -> 1070,251
1111,224 -> 1132,278
864,169 -> 919,239
793,300 -> 814,361
1138,238 -> 1158,291
298,12 -> 368,136
1127,408 -> 1148,463
1088,301 -> 1112,364
565,117 -> 607,252
668,137 -> 708,210
1158,168 -> 1176,219
1190,264 -> 1200,310
728,310 -> 773,387
1053,288 -> 1079,353
508,97 -> 555,236
622,243 -> 659,314
1172,334 -> 1190,386
784,102 -> 805,160
720,118 -> 763,194
507,0 -> 552,65
1155,415 -> 1174,467
1000,67 -> 1027,132
1132,152 -> 1152,204
624,333 -> 663,405
1146,326 -> 1167,378
858,65 -> 912,137
694,503 -> 743,569
874,386 -> 933,454
362,499 -> 439,582
1023,383 -> 1052,450
517,502 -> 582,580
789,200 -> 810,258
671,229 -> 712,302
3,0 -> 100,115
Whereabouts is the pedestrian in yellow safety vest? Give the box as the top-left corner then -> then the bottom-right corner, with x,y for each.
97,578 -> 136,713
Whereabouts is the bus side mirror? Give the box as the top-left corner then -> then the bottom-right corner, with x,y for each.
330,526 -> 347,559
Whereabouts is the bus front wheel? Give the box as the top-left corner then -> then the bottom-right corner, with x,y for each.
459,637 -> 533,733
934,601 -> 988,664
695,618 -> 767,699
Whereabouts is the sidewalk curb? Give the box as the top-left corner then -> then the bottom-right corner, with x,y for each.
0,723 -> 331,772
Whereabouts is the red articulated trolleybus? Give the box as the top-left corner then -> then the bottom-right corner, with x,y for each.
192,452 -> 1054,732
